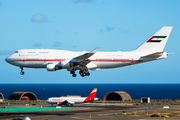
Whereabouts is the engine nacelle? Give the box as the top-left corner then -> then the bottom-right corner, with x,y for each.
57,102 -> 62,106
87,63 -> 97,69
60,60 -> 72,69
46,64 -> 56,71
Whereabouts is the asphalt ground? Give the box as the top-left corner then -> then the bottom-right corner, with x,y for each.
0,103 -> 180,120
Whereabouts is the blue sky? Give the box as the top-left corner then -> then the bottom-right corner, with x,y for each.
0,0 -> 179,83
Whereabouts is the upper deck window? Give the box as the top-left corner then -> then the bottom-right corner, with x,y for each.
39,52 -> 49,53
28,52 -> 36,53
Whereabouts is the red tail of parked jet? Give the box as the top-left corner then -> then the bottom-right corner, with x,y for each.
83,88 -> 97,103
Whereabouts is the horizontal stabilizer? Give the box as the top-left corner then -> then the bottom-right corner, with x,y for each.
141,52 -> 163,58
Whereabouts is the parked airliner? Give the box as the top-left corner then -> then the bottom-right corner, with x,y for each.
5,26 -> 172,77
45,88 -> 98,106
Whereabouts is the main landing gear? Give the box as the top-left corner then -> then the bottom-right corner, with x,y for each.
20,67 -> 24,75
70,70 -> 90,77
79,71 -> 90,77
70,71 -> 76,77
66,103 -> 73,106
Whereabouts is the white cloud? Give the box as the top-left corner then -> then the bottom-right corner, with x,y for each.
31,14 -> 49,23
33,43 -> 42,47
53,42 -> 63,47
71,45 -> 77,48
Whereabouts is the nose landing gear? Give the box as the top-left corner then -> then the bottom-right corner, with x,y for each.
20,67 -> 24,75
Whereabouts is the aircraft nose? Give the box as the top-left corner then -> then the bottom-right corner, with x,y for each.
5,57 -> 9,62
5,57 -> 10,63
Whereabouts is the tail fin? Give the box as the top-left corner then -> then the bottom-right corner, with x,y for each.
83,88 -> 97,103
134,26 -> 173,53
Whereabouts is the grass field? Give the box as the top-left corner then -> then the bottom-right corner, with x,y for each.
0,107 -> 71,112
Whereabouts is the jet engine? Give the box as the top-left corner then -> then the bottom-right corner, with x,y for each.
60,60 -> 82,72
60,60 -> 73,69
46,64 -> 56,71
46,63 -> 62,71
57,102 -> 62,106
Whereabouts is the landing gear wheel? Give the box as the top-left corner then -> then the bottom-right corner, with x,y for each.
20,67 -> 24,75
70,71 -> 76,77
79,71 -> 86,77
72,74 -> 76,77
70,71 -> 75,74
86,73 -> 90,76
20,72 -> 24,75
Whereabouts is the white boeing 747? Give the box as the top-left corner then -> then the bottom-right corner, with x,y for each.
5,26 -> 172,77
45,88 -> 98,106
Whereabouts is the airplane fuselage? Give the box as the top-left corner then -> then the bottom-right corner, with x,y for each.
45,97 -> 87,104
5,49 -> 167,69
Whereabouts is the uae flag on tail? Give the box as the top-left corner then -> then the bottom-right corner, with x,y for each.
146,36 -> 167,42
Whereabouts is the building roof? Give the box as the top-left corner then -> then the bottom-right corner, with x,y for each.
0,92 -> 4,102
8,92 -> 38,100
103,91 -> 132,101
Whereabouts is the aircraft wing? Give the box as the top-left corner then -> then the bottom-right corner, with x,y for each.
71,48 -> 99,66
57,100 -> 75,106
141,52 -> 163,58
73,48 -> 99,61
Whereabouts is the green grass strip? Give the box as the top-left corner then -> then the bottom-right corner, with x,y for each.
0,107 -> 70,112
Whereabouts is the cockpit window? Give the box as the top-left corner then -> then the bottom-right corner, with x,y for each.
15,51 -> 18,53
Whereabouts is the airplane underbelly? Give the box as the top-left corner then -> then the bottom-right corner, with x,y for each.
94,62 -> 136,69
11,61 -> 47,68
24,61 -> 47,68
